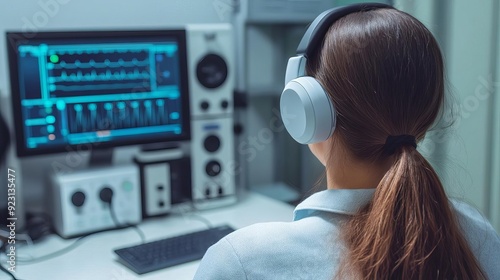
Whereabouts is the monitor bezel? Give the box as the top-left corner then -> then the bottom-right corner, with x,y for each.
6,29 -> 191,158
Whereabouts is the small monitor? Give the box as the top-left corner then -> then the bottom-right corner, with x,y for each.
7,30 -> 190,157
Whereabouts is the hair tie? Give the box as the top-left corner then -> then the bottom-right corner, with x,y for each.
383,135 -> 417,155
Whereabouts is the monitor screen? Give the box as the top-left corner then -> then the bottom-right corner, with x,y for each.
7,30 -> 190,157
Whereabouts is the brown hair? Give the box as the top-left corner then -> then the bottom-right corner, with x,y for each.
306,8 -> 486,279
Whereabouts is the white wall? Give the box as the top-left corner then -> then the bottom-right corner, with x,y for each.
444,0 -> 497,220
490,1 -> 500,232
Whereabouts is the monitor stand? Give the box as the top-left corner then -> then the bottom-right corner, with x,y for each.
89,148 -> 114,167
141,142 -> 181,152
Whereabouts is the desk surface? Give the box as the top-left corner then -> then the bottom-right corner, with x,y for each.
13,192 -> 295,280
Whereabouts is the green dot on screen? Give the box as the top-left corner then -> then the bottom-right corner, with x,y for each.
50,54 -> 59,63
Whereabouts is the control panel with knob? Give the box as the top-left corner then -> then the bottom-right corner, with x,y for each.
186,24 -> 234,118
186,24 -> 236,209
190,118 -> 236,209
48,165 -> 141,238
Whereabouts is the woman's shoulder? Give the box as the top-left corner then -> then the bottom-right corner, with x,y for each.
224,221 -> 292,251
449,198 -> 498,236
449,198 -> 500,278
224,216 -> 336,255
195,217 -> 341,280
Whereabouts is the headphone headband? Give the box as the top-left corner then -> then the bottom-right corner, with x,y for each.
296,2 -> 392,58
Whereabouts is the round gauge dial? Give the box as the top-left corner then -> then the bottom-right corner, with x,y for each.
196,54 -> 228,89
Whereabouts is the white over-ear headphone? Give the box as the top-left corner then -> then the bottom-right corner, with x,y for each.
280,3 -> 392,144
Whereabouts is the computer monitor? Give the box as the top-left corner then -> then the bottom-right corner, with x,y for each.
6,30 -> 191,158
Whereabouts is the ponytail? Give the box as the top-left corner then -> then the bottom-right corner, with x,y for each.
339,147 -> 486,279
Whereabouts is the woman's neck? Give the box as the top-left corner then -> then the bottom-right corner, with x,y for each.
326,155 -> 392,190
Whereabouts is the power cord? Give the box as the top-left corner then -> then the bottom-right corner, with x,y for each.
170,202 -> 213,229
0,231 -> 22,280
183,213 -> 213,229
108,203 -> 146,243
15,218 -> 146,265
100,187 -> 146,244
0,230 -> 34,248
16,188 -> 146,265
0,262 -> 18,280
15,235 -> 87,265
10,191 -> 215,268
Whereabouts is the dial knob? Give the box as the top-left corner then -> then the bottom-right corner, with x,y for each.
99,187 -> 114,203
204,135 -> 221,153
196,54 -> 228,89
205,160 -> 222,177
71,191 -> 86,207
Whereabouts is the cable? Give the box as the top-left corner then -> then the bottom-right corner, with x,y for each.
13,200 -> 215,266
16,221 -> 143,265
15,197 -> 145,265
0,262 -> 18,280
16,235 -> 88,265
107,202 -> 146,244
0,229 -> 36,264
183,214 -> 213,229
0,230 -> 34,248
0,229 -> 9,239
15,234 -> 33,248
170,202 -> 213,229
99,187 -> 145,244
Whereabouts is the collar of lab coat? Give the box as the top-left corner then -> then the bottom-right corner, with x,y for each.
293,188 -> 376,221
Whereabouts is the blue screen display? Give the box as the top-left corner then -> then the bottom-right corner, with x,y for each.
9,31 -> 190,156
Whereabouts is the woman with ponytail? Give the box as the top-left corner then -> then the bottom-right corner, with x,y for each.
195,4 -> 500,280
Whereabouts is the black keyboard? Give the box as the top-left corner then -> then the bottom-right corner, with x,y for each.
114,225 -> 235,274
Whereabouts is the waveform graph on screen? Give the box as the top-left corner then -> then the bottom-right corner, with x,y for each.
66,98 -> 182,135
44,43 -> 180,99
12,36 -> 189,153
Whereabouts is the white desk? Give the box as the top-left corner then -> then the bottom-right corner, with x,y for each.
12,192 -> 295,280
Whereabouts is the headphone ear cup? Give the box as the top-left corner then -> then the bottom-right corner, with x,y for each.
280,76 -> 336,144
